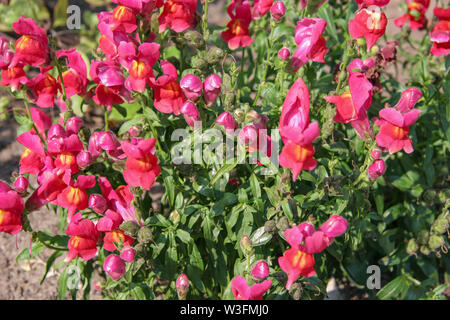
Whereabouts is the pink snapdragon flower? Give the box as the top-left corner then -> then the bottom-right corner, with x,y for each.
121,138 -> 161,190
180,101 -> 200,127
349,5 -> 387,50
368,159 -> 386,180
203,74 -> 222,107
180,74 -> 203,101
65,212 -> 100,263
150,60 -> 186,115
278,78 -> 320,180
222,1 -> 253,50
291,18 -> 328,71
103,254 -> 126,280
251,260 -> 270,280
284,215 -> 348,254
0,182 -> 24,235
231,276 -> 272,300
375,107 -> 421,154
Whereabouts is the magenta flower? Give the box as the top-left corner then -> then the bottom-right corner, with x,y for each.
120,246 -> 136,263
394,88 -> 422,113
150,60 -> 186,115
278,78 -> 320,180
65,212 -> 99,263
270,1 -> 286,21
14,176 -> 29,194
180,74 -> 203,101
251,260 -> 270,280
180,101 -> 200,127
375,107 -> 421,154
121,138 -> 161,190
284,215 -> 348,254
103,254 -> 126,281
89,194 -> 108,214
291,18 -> 328,71
203,74 -> 222,107
118,42 -> 160,92
176,273 -> 190,300
278,47 -> 291,60
368,159 -> 386,181
216,112 -> 238,130
231,276 -> 272,300
57,49 -> 88,98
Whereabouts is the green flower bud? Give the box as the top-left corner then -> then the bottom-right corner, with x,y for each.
406,239 -> 418,255
134,243 -> 146,257
289,283 -> 303,300
428,235 -> 444,250
120,221 -> 140,237
191,56 -> 207,69
276,216 -> 290,232
264,220 -> 277,234
370,45 -> 380,55
184,30 -> 204,47
420,245 -> 431,255
422,189 -> 436,204
233,108 -> 245,123
138,227 -> 153,244
417,230 -> 429,244
431,218 -> 449,235
206,47 -> 224,64
169,210 -> 180,225
240,235 -> 254,258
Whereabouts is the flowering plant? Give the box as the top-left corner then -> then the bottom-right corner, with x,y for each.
0,0 -> 448,300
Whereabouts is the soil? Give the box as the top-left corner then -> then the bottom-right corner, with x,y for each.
0,0 -> 441,300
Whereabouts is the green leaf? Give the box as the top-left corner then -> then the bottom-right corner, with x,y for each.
53,0 -> 68,28
377,275 -> 410,300
40,251 -> 63,285
57,267 -> 69,300
251,227 -> 273,246
164,176 -> 175,207
16,242 -> 44,262
176,229 -> 192,244
209,162 -> 237,186
249,173 -> 261,199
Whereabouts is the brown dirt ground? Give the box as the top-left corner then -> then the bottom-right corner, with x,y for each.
0,0 -> 441,300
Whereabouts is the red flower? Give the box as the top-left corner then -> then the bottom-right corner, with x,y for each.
292,18 -> 328,71
430,7 -> 450,57
112,5 -> 138,33
158,0 -> 197,33
375,107 -> 421,154
103,229 -> 134,252
231,276 -> 272,300
57,49 -> 88,98
118,42 -> 160,92
121,138 -> 161,190
65,212 -> 100,263
57,173 -> 96,222
394,0 -> 430,30
0,182 -> 24,235
278,78 -> 320,180
10,16 -> 49,68
27,67 -> 58,108
150,60 -> 186,115
90,60 -> 132,110
0,66 -> 28,91
278,248 -> 315,290
349,5 -> 387,50
222,1 -> 253,50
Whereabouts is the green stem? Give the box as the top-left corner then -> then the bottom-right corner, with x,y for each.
237,47 -> 246,102
24,99 -> 47,149
252,24 -> 276,107
104,106 -> 109,131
